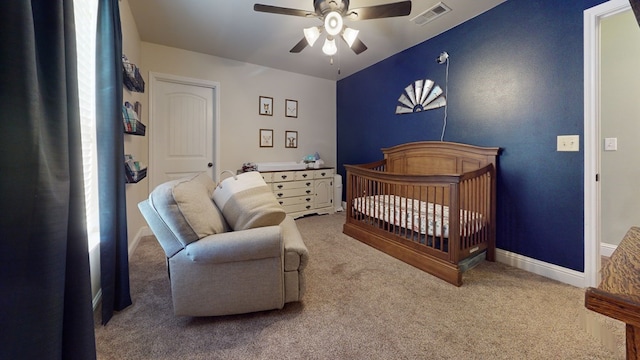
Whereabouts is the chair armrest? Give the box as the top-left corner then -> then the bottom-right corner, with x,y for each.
184,225 -> 282,264
281,216 -> 309,271
138,199 -> 184,258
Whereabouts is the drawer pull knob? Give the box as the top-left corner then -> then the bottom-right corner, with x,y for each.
281,175 -> 287,179
321,172 -> 326,176
302,174 -> 308,178
306,182 -> 311,186
306,205 -> 311,209
277,193 -> 283,197
279,201 -> 283,205
277,185 -> 283,189
306,190 -> 311,194
305,198 -> 311,202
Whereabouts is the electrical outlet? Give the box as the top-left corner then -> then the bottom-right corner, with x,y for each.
557,135 -> 580,152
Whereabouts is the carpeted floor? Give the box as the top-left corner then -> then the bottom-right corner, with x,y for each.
95,213 -> 625,359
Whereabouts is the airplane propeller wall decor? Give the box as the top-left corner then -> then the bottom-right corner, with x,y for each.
253,0 -> 412,57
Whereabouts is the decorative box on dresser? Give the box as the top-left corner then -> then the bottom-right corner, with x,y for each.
260,168 -> 335,219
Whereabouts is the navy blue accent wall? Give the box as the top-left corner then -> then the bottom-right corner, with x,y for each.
337,0 -> 606,272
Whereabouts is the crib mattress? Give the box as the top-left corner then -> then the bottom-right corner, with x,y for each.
353,195 -> 484,238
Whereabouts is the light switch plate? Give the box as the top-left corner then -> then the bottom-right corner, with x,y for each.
604,137 -> 617,151
557,135 -> 580,152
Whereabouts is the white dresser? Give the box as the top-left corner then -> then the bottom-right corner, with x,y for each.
260,168 -> 335,219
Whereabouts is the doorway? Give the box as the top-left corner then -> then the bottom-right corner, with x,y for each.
584,0 -> 632,287
148,73 -> 221,190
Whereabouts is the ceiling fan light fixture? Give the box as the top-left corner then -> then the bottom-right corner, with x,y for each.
322,37 -> 337,55
254,0 -> 414,57
342,27 -> 359,48
324,11 -> 343,36
303,26 -> 321,47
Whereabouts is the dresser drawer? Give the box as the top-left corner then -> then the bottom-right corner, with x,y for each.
294,170 -> 315,181
273,187 -> 313,199
314,168 -> 334,179
272,179 -> 313,191
260,172 -> 274,183
283,203 -> 314,213
272,171 -> 296,182
276,195 -> 313,207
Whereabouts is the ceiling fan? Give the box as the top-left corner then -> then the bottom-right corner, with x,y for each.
254,0 -> 412,56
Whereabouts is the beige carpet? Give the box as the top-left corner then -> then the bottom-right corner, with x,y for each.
95,213 -> 625,359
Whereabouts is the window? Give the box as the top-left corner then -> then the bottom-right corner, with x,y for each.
73,0 -> 100,251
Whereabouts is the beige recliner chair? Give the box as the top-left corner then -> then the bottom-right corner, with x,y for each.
138,172 -> 309,316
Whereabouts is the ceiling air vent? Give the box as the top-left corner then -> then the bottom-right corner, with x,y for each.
411,2 -> 451,26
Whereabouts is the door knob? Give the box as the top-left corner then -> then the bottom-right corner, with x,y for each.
207,162 -> 213,168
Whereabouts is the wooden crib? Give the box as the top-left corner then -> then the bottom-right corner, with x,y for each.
343,141 -> 500,286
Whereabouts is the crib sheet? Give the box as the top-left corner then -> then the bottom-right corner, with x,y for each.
352,195 -> 484,238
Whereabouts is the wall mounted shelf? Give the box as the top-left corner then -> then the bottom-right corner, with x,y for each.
122,55 -> 145,93
124,120 -> 146,136
125,167 -> 147,183
124,154 -> 147,184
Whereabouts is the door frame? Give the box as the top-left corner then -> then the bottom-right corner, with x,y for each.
583,0 -> 630,287
148,72 -> 221,188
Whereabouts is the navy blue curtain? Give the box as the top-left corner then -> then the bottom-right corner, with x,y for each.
96,0 -> 132,325
0,1 -> 96,359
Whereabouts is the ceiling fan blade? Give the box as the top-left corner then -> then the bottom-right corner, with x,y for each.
290,37 -> 309,53
347,1 -> 412,21
349,37 -> 368,55
254,4 -> 316,18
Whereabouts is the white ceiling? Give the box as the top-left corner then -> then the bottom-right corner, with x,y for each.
128,0 -> 506,81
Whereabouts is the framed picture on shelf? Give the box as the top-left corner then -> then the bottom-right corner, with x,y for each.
285,130 -> 298,148
285,99 -> 298,118
259,96 -> 273,116
260,129 -> 273,147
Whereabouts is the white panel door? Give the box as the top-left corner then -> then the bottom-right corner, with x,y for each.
150,77 -> 216,190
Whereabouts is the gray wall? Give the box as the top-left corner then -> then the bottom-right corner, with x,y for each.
601,9 -> 640,246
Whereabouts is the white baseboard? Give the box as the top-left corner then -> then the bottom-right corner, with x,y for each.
129,226 -> 152,258
600,242 -> 617,258
495,248 -> 586,288
495,243 -> 617,289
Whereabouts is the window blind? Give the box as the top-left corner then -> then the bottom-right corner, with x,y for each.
73,0 -> 100,251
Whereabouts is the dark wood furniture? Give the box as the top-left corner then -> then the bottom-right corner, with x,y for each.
585,226 -> 640,359
343,141 -> 500,286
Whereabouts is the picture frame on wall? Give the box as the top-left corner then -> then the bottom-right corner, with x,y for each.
260,129 -> 273,147
285,130 -> 298,148
285,99 -> 298,118
259,96 -> 273,116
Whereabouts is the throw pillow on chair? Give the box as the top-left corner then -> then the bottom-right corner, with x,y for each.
213,171 -> 286,231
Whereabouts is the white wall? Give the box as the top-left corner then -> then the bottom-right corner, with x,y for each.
120,0 -> 149,248
601,9 -> 640,246
139,43 -> 337,174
